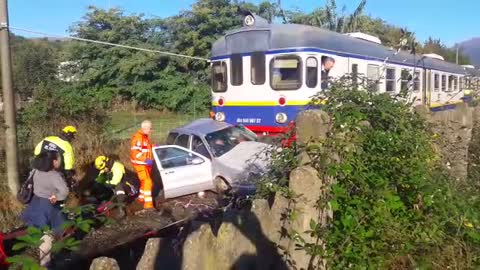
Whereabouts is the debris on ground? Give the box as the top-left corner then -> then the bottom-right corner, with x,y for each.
76,191 -> 224,258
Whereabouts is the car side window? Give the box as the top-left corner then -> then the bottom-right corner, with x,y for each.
166,132 -> 178,145
155,147 -> 203,169
174,134 -> 189,148
192,135 -> 210,159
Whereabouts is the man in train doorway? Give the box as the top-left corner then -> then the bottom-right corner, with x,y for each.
321,56 -> 335,89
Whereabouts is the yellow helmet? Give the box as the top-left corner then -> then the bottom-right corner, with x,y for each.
95,155 -> 109,170
62,125 -> 77,134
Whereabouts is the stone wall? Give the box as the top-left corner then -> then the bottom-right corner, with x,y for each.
416,104 -> 475,181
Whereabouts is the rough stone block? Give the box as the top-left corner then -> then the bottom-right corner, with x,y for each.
296,110 -> 330,143
136,238 -> 162,270
90,257 -> 120,270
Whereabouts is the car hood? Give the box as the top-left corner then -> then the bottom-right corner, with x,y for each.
214,141 -> 271,184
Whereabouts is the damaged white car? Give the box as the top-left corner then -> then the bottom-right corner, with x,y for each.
153,119 -> 271,199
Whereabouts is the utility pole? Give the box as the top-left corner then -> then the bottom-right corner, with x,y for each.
0,0 -> 20,194
456,46 -> 459,64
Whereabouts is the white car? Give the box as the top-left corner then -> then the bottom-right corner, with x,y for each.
152,119 -> 271,199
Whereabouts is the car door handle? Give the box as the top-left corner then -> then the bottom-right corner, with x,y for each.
164,170 -> 175,175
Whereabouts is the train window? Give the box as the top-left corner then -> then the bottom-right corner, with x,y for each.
401,69 -> 411,91
434,73 -> 440,91
441,75 -> 446,91
306,57 -> 318,88
230,54 -> 243,86
413,71 -> 421,91
251,52 -> 266,85
212,61 -> 227,92
367,64 -> 380,91
385,68 -> 396,92
448,75 -> 454,91
270,55 -> 302,90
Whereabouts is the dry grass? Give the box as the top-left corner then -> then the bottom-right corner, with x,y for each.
108,110 -> 199,142
0,129 -> 24,231
0,185 -> 23,231
0,109 -> 198,231
386,239 -> 479,270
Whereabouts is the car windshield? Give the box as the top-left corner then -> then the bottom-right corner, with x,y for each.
205,126 -> 257,157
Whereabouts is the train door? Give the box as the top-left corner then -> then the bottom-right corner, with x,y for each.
423,69 -> 431,106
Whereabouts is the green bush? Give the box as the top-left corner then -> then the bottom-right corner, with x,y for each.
260,77 -> 480,269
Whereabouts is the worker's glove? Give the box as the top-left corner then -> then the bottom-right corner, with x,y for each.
145,159 -> 153,167
95,174 -> 108,185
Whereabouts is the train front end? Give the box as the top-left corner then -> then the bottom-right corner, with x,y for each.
209,14 -> 319,137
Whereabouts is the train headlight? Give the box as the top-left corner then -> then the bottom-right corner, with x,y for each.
275,113 -> 288,124
244,15 -> 255,26
215,112 -> 226,122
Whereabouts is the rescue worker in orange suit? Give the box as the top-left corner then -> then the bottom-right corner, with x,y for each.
130,120 -> 155,209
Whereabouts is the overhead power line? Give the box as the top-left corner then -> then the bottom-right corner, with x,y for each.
8,26 -> 210,62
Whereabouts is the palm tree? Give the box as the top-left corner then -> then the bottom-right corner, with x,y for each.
258,0 -> 366,31
324,0 -> 367,33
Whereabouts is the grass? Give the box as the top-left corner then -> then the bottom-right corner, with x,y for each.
107,110 -> 206,143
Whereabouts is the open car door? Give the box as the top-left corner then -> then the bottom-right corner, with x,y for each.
152,145 -> 214,199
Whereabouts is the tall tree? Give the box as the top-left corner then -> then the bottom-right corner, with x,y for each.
10,36 -> 59,99
421,37 -> 470,64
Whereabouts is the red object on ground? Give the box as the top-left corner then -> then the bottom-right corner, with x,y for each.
0,233 -> 8,266
97,201 -> 113,216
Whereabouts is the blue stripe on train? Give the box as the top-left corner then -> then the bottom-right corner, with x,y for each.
213,102 -> 467,127
429,104 -> 460,112
212,105 -> 316,127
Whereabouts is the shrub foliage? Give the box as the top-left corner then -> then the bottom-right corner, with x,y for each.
260,77 -> 480,269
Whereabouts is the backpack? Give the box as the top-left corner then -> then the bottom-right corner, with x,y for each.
16,169 -> 36,204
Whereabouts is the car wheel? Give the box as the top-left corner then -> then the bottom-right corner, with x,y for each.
214,177 -> 231,194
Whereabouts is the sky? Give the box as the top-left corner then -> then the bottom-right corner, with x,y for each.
7,0 -> 480,46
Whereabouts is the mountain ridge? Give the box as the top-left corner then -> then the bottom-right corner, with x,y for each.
459,37 -> 480,67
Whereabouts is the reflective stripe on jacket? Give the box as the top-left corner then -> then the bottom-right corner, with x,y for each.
34,136 -> 74,170
130,130 -> 152,166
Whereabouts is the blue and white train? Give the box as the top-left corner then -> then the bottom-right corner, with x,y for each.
209,13 -> 480,136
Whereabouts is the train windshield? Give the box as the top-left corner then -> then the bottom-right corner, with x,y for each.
205,126 -> 256,157
271,56 -> 302,90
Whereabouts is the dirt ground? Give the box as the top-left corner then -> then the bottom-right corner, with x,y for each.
73,191 -> 225,259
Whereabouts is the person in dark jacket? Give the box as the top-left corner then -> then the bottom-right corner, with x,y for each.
321,56 -> 335,89
21,151 -> 69,235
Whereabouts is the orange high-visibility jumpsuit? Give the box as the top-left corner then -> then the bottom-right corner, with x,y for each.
130,130 -> 154,209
